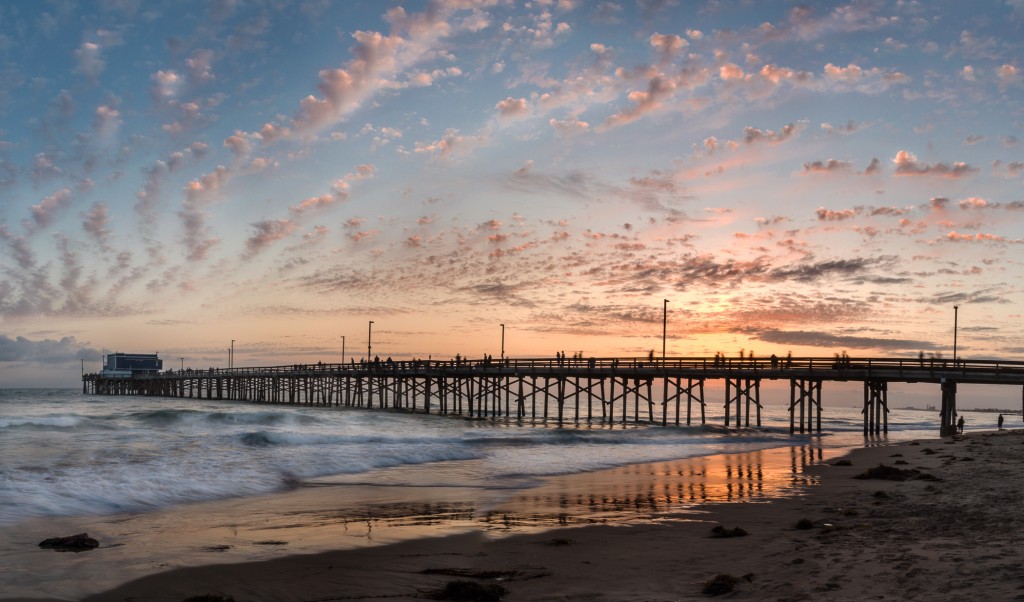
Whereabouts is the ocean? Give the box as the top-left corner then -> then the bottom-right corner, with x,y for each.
0,387 -> 1006,599
0,387 -> 969,529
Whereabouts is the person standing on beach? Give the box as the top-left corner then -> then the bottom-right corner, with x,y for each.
957,415 -> 965,435
998,413 -> 1004,429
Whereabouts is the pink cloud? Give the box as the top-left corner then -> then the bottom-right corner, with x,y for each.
496,96 -> 529,118
892,150 -> 978,178
744,123 -> 798,144
549,116 -> 589,136
650,33 -> 687,61
816,207 -> 860,221
27,188 -> 73,231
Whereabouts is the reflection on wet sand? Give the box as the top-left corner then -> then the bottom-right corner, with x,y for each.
290,444 -> 829,538
0,443 -> 840,601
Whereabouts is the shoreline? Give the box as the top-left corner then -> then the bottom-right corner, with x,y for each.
77,429 -> 1024,601
3,440 -> 839,601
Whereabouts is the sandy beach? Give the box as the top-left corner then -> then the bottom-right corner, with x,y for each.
4,429 -> 1020,601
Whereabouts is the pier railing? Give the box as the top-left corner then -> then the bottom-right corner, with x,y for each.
87,356 -> 1024,385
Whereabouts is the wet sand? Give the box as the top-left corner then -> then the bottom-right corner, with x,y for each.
7,431 -> 1024,600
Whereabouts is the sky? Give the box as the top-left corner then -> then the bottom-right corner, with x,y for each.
1,0 -> 1023,390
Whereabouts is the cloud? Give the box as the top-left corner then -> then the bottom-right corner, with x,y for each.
755,329 -> 937,351
94,104 -> 121,138
602,75 -> 678,129
820,120 -> 862,135
803,159 -> 853,173
278,3 -> 480,138
414,129 -> 487,158
719,63 -> 745,81
135,144 -> 207,230
74,42 -> 105,80
186,49 -> 215,85
223,130 -> 253,161
549,116 -> 590,136
822,62 -> 909,92
245,219 -> 299,257
495,96 -> 529,118
82,202 -> 111,250
650,32 -> 687,61
892,150 -> 978,178
150,69 -> 183,102
179,166 -> 231,261
765,257 -> 887,283
289,164 -> 376,216
32,153 -> 62,185
945,231 -> 1014,243
997,64 -> 1019,85
27,188 -> 73,231
0,224 -> 36,270
816,207 -> 860,221
743,123 -> 799,144
0,335 -> 101,363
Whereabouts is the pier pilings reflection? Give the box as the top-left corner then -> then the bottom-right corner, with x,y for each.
286,445 -> 827,538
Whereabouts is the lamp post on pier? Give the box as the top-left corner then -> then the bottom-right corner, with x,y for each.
180,357 -> 184,371
953,305 -> 959,364
231,339 -> 235,370
367,321 -> 374,360
500,324 -> 505,360
662,299 -> 669,364
341,335 -> 346,364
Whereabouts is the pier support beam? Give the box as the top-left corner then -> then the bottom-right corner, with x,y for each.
725,378 -> 761,428
940,380 -> 957,437
789,379 -> 822,433
863,380 -> 888,435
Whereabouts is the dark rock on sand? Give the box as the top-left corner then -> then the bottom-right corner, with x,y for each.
426,580 -> 506,601
854,464 -> 940,482
702,574 -> 740,595
710,525 -> 748,538
38,533 -> 99,551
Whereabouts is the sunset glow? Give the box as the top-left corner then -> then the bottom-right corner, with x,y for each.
1,1 -> 1022,387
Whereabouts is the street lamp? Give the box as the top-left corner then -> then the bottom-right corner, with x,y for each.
500,323 -> 505,360
368,321 -> 374,360
180,357 -> 184,370
953,305 -> 959,364
231,339 -> 235,370
341,335 -> 346,364
662,299 -> 669,364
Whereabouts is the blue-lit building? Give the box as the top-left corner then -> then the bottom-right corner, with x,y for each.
101,353 -> 163,376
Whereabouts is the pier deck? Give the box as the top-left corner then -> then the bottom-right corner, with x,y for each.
83,356 -> 1024,436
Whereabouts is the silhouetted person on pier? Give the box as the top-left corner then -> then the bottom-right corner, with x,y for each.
957,415 -> 965,434
998,413 -> 1004,429
770,353 -> 778,369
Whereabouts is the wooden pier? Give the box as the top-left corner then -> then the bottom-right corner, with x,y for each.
83,356 -> 1024,436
